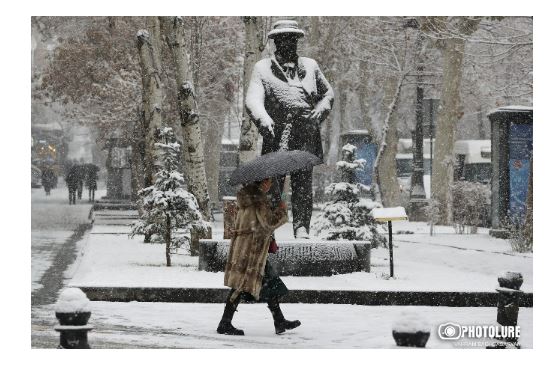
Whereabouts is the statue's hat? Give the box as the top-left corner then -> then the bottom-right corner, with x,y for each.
267,20 -> 305,39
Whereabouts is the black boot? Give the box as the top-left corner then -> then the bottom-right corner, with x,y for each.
267,297 -> 301,335
217,291 -> 244,336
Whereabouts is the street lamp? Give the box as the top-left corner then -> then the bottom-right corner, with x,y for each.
404,17 -> 428,221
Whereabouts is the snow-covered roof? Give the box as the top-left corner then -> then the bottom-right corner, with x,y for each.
487,105 -> 532,116
454,140 -> 491,164
221,138 -> 240,146
397,138 -> 435,156
396,153 -> 413,159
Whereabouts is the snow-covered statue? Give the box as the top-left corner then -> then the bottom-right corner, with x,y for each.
245,20 -> 335,239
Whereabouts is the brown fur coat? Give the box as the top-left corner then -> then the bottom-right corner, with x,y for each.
224,184 -> 288,301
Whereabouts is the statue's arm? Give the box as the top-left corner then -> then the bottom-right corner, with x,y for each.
308,63 -> 334,123
315,64 -> 335,116
245,65 -> 275,136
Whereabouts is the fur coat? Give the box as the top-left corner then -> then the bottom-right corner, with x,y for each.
224,184 -> 288,301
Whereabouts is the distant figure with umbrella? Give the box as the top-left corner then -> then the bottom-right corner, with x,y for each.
245,20 -> 334,239
41,166 -> 56,196
84,163 -> 99,202
217,150 -> 320,336
65,163 -> 81,205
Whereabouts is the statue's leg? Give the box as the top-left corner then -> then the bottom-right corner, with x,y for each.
290,168 -> 313,234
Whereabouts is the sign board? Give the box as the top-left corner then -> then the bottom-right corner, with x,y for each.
508,123 -> 533,223
372,207 -> 408,222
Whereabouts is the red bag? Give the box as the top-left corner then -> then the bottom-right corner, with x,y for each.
268,238 -> 279,253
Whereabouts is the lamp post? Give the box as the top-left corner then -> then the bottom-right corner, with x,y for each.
404,17 -> 428,221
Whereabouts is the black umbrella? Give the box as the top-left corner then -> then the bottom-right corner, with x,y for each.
228,150 -> 322,186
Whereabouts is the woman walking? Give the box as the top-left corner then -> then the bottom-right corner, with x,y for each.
217,178 -> 301,336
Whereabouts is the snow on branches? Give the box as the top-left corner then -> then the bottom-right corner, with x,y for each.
313,143 -> 386,247
130,127 -> 209,266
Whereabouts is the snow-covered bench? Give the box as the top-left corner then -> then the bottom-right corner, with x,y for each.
199,239 -> 371,276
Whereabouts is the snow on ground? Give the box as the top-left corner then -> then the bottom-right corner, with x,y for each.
37,202 -> 533,349
31,185 -> 98,292
31,302 -> 532,348
31,184 -> 95,230
31,230 -> 73,291
69,210 -> 532,292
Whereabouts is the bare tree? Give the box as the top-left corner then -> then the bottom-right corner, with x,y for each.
423,17 -> 482,224
348,18 -> 413,206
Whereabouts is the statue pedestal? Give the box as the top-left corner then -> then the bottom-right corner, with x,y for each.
199,239 -> 372,276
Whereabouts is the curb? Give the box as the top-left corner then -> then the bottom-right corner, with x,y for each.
76,287 -> 533,307
93,203 -> 137,211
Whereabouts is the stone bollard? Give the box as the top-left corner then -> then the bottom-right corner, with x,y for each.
496,272 -> 523,341
392,312 -> 431,348
487,271 -> 523,348
223,196 -> 237,239
54,288 -> 93,349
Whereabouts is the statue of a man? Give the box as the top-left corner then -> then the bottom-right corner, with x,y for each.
246,20 -> 335,238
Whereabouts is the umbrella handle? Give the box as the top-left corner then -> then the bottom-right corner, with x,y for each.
274,177 -> 288,203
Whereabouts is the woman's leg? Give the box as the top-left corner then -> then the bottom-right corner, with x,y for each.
267,296 -> 301,334
217,289 -> 244,335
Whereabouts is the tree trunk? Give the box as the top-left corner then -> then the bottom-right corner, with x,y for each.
338,87 -> 349,134
372,74 -> 404,205
430,17 -> 480,224
204,117 -> 225,207
161,16 -> 212,254
130,110 -> 145,205
358,61 -> 372,133
165,214 -> 172,267
147,17 -> 164,81
239,16 -> 265,164
136,28 -> 164,188
432,37 -> 466,224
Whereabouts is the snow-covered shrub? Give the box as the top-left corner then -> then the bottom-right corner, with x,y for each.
451,181 -> 490,234
504,216 -> 533,253
422,198 -> 441,236
313,144 -> 386,248
130,127 -> 210,266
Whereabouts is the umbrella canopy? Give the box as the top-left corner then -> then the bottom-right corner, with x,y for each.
228,150 -> 321,186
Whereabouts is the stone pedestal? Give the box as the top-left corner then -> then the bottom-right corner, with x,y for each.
199,239 -> 372,276
222,196 -> 238,239
487,271 -> 523,348
55,324 -> 93,349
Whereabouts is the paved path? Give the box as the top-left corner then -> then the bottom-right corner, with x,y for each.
31,185 -> 95,346
31,302 -> 533,349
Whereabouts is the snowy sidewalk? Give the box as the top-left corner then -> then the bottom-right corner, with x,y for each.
32,301 -> 533,348
68,210 -> 532,296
